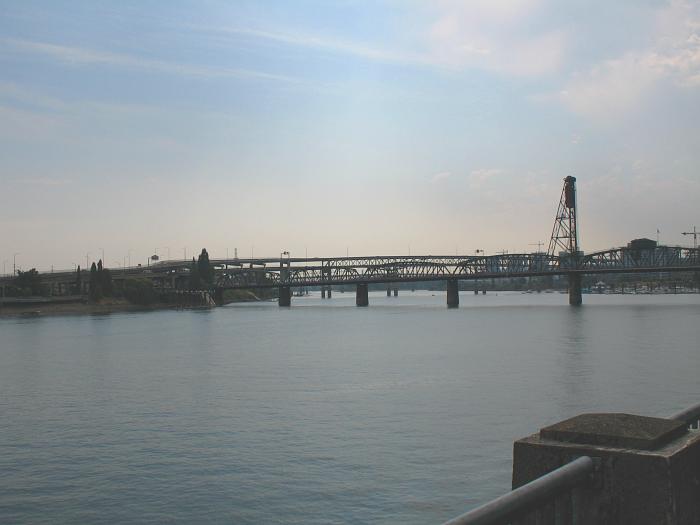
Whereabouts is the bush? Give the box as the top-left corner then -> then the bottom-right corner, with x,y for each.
123,278 -> 158,306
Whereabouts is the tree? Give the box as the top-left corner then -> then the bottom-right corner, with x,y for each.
189,257 -> 202,289
89,260 -> 113,300
89,261 -> 102,300
13,268 -> 44,296
123,278 -> 157,305
198,248 -> 213,285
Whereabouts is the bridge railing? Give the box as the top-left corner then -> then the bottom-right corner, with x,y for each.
441,456 -> 595,525
441,402 -> 700,525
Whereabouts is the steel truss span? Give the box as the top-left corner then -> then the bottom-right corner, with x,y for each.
210,246 -> 700,290
2,178 -> 699,292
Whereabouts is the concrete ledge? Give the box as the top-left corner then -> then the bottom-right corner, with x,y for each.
540,413 -> 688,450
513,420 -> 700,524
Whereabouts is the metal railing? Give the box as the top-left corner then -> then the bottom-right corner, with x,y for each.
442,402 -> 699,525
670,402 -> 700,429
442,456 -> 594,525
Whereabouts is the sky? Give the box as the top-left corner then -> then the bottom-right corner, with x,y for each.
1,0 -> 699,272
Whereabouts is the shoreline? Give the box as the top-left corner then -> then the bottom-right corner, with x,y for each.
0,293 -> 272,318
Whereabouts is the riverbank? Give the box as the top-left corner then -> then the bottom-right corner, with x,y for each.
0,290 -> 272,318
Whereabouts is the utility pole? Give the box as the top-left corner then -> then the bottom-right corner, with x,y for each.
682,226 -> 698,249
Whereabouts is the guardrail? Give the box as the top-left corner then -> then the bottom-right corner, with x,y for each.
442,456 -> 594,525
442,402 -> 699,525
670,401 -> 700,429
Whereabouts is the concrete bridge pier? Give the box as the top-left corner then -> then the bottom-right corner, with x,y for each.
279,286 -> 291,307
356,283 -> 369,307
569,273 -> 582,305
327,287 -> 332,299
214,287 -> 224,306
393,287 -> 398,297
321,288 -> 326,299
386,286 -> 391,297
447,279 -> 459,308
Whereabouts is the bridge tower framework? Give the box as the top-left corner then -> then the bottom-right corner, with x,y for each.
549,176 -> 582,305
548,176 -> 579,258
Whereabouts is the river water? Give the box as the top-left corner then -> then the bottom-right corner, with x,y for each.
1,291 -> 698,524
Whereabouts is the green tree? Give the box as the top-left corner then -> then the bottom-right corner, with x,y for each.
189,257 -> 202,289
13,268 -> 44,296
89,262 -> 102,300
198,248 -> 212,285
123,278 -> 157,305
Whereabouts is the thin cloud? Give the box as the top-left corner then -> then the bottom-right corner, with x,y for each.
199,25 -> 431,68
430,171 -> 452,183
192,5 -> 566,78
3,38 -> 301,84
555,1 -> 700,120
468,168 -> 503,189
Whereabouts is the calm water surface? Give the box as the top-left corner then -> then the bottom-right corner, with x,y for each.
1,291 -> 699,524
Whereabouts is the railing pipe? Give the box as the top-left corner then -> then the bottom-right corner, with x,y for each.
670,402 -> 700,427
442,456 -> 594,525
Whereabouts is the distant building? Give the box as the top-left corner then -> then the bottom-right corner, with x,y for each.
627,238 -> 657,250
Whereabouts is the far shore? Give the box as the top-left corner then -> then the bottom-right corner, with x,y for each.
0,292 -> 271,318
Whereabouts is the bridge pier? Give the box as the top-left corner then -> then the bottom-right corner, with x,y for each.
447,279 -> 459,308
327,287 -> 331,299
356,283 -> 368,307
278,286 -> 291,307
321,288 -> 326,299
214,287 -> 224,306
569,273 -> 582,305
387,286 -> 391,297
393,287 -> 398,297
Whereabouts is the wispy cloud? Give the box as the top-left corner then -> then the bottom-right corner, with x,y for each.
425,0 -> 567,76
430,171 -> 451,183
555,1 -> 700,120
469,168 -> 501,187
200,25 -> 431,68
2,38 -> 301,84
193,1 -> 567,78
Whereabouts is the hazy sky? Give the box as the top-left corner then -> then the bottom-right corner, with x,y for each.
1,0 -> 699,271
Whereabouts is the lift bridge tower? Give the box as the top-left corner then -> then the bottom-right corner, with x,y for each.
548,176 -> 582,305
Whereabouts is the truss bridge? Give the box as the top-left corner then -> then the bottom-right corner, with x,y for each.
3,177 -> 698,307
